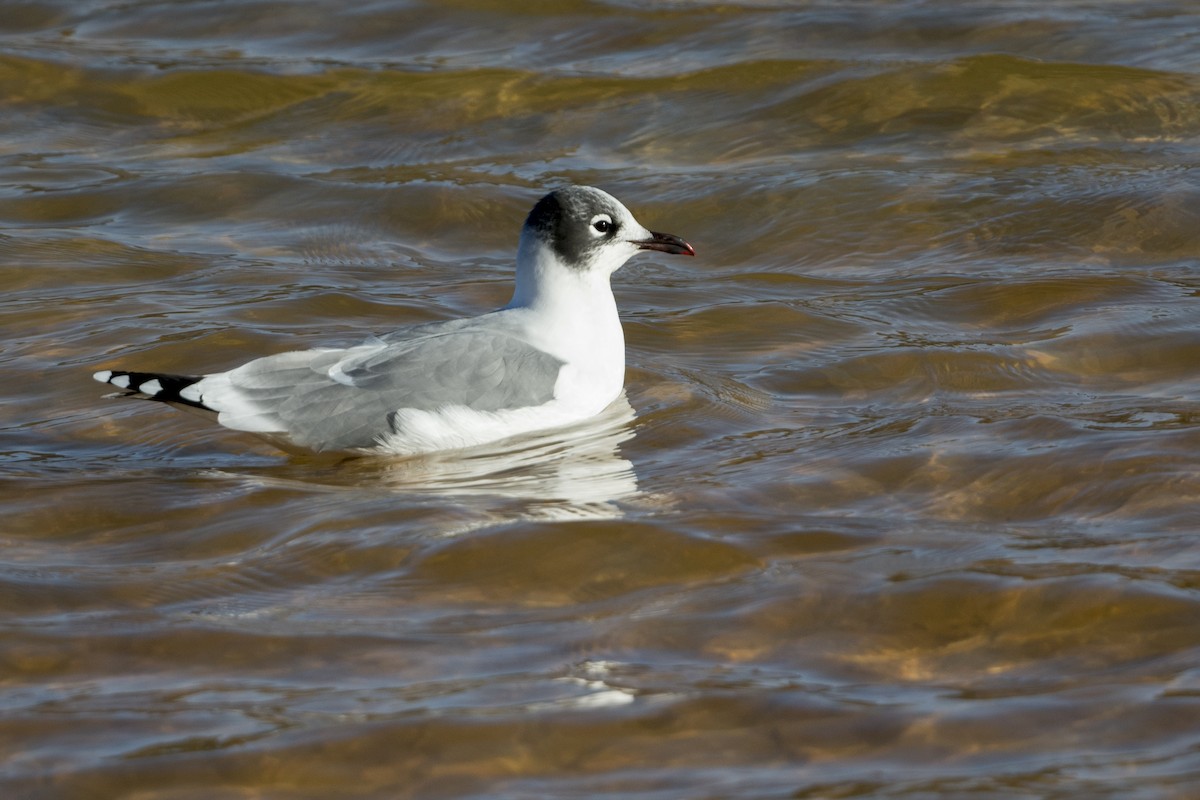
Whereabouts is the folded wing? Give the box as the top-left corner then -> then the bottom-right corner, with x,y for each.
198,326 -> 564,452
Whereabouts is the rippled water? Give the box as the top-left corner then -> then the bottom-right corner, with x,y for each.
3,1 -> 1200,797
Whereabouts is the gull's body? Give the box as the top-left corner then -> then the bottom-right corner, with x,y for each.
93,186 -> 694,455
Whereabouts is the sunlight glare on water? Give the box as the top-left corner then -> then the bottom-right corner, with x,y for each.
2,1 -> 1199,798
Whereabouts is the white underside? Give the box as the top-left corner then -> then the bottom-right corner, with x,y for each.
370,392 -> 615,456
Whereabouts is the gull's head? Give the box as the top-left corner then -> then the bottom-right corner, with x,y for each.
519,185 -> 695,277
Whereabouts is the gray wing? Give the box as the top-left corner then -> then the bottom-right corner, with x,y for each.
214,325 -> 563,451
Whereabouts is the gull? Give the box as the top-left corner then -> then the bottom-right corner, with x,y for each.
93,186 -> 695,455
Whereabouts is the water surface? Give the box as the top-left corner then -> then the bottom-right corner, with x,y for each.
2,1 -> 1199,797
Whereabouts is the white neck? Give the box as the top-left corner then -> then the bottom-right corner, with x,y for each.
506,234 -> 619,326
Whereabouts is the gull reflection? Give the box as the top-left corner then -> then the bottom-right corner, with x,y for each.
209,394 -> 639,519
368,393 -> 639,507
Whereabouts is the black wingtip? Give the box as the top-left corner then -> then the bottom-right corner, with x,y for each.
93,369 -> 209,410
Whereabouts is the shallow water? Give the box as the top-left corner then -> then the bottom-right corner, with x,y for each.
3,1 -> 1200,797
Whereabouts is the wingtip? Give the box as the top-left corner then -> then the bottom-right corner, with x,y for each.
94,370 -> 134,389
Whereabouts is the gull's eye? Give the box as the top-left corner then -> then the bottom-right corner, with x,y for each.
591,215 -> 615,235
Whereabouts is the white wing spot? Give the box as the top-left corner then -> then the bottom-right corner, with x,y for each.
111,375 -> 130,389
139,379 -> 163,395
93,370 -> 113,383
329,360 -> 356,387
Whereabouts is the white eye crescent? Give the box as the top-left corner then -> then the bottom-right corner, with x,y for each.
590,214 -> 615,235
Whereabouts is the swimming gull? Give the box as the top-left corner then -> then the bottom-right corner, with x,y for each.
93,185 -> 695,455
